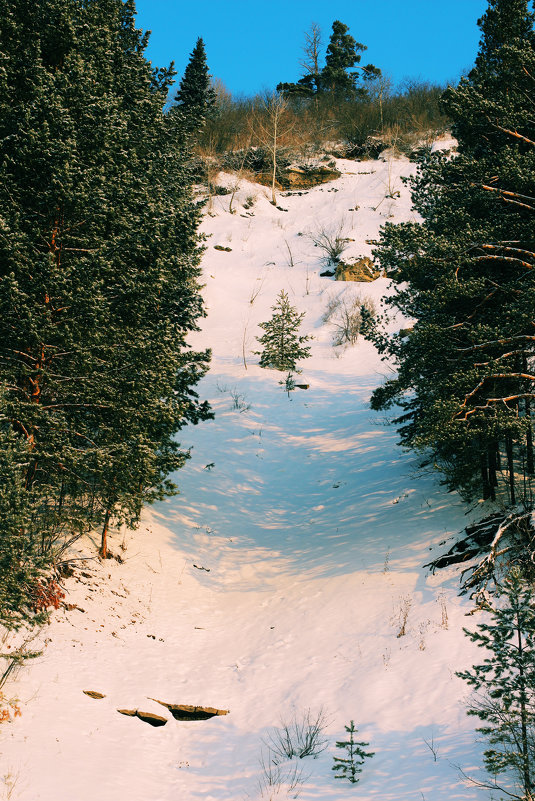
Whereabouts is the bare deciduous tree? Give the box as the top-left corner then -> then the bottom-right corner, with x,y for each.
299,22 -> 322,77
251,93 -> 294,206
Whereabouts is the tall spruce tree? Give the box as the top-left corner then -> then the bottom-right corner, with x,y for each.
369,0 -> 535,503
0,0 -> 211,602
173,37 -> 216,130
457,569 -> 535,799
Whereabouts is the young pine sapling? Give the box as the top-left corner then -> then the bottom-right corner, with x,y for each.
255,290 -> 311,371
332,721 -> 375,784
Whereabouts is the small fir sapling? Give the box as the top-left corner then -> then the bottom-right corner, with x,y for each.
255,290 -> 311,371
332,721 -> 375,783
281,372 -> 296,397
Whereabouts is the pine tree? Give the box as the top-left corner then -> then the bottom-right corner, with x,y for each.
173,37 -> 216,129
0,0 -> 211,580
277,20 -> 379,101
456,569 -> 535,799
320,20 -> 366,99
0,407 -> 41,629
332,721 -> 375,784
369,0 -> 535,503
474,0 -> 535,75
256,291 -> 311,371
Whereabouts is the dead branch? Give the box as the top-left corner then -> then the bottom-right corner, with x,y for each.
426,510 -> 535,596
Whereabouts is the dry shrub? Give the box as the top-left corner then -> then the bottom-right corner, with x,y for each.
0,692 -> 21,724
309,221 -> 349,268
197,81 -> 449,161
323,291 -> 376,346
263,707 -> 329,762
29,577 -> 65,613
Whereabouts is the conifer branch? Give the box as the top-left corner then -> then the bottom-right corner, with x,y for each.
494,124 -> 535,148
458,335 -> 535,353
482,184 -> 535,209
479,244 -> 535,259
472,254 -> 534,270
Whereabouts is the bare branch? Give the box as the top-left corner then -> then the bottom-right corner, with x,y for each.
299,22 -> 322,76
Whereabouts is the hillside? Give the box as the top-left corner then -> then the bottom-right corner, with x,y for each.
0,146 -> 490,801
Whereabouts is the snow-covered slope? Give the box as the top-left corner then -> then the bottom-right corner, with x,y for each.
0,154 -> 489,801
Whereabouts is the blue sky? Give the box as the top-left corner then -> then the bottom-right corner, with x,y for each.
135,1 -> 489,97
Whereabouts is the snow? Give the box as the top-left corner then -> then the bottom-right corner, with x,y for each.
1,154 -> 490,801
430,135 -> 458,153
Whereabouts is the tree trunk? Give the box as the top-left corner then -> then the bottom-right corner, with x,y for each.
99,507 -> 112,559
487,445 -> 497,500
516,609 -> 532,798
506,435 -> 516,505
480,451 -> 491,500
522,354 -> 534,475
526,397 -> 534,475
271,115 -> 278,206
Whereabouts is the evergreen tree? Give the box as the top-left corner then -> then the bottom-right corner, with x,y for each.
277,20 -> 379,101
473,0 -> 535,75
0,408 -> 41,629
320,20 -> 366,99
173,37 -> 216,129
457,569 -> 535,799
332,721 -> 375,784
256,291 -> 311,371
369,0 -> 535,503
0,0 -> 211,588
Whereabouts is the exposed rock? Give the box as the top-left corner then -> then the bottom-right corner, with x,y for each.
254,165 -> 341,191
117,708 -> 168,727
335,257 -> 380,282
83,690 -> 105,699
135,710 -> 168,727
150,699 -> 229,721
284,166 -> 340,189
